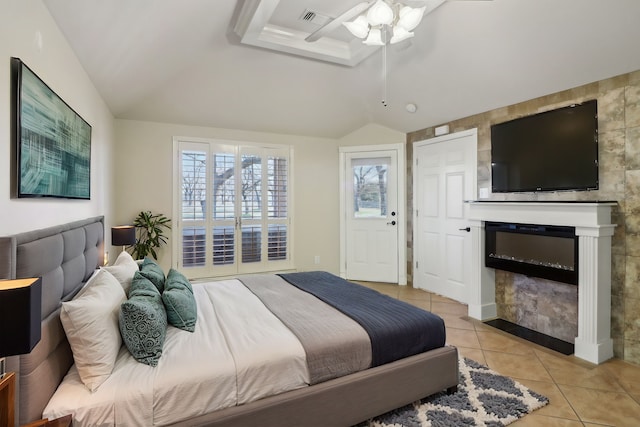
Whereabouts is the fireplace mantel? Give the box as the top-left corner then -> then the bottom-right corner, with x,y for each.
467,201 -> 617,364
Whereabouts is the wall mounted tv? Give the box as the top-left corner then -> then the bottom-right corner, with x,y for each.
491,99 -> 598,193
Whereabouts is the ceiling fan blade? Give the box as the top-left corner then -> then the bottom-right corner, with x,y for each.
305,1 -> 374,42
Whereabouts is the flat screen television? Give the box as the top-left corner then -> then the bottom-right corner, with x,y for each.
491,99 -> 598,193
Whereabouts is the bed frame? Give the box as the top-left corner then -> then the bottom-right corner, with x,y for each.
0,217 -> 459,427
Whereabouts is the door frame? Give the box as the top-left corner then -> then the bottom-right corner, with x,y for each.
412,128 -> 478,301
339,143 -> 406,285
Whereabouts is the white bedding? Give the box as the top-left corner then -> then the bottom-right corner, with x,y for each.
43,279 -> 310,426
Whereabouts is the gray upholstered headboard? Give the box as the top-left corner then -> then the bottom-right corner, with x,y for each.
0,216 -> 104,425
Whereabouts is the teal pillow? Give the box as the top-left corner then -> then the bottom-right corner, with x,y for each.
119,272 -> 167,366
162,269 -> 197,332
139,257 -> 165,293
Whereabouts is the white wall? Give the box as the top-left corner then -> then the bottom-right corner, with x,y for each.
0,1 -> 115,237
114,119 -> 343,274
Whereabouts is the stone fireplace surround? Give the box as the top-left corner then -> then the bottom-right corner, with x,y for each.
467,201 -> 617,364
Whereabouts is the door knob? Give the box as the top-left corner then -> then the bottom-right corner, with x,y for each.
459,227 -> 471,232
387,221 -> 396,226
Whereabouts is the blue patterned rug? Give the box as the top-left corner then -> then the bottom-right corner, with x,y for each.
357,357 -> 549,427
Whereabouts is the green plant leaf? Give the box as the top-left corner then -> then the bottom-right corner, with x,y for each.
131,210 -> 171,260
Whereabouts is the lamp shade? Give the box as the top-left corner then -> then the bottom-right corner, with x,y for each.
0,277 -> 42,357
111,225 -> 136,247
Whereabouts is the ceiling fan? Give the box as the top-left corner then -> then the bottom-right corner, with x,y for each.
305,0 -> 492,43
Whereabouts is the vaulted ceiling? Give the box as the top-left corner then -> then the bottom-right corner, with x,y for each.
43,0 -> 640,138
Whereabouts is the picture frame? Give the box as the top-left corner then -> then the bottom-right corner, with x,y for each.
10,57 -> 92,200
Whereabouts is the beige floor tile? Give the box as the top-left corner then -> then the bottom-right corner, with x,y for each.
356,281 -> 399,297
439,312 -> 476,330
476,330 -> 536,355
377,289 -> 400,298
398,286 -> 431,301
402,298 -> 432,311
431,300 -> 468,317
484,351 -> 553,382
559,384 -> 640,426
472,319 -> 503,333
456,346 -> 486,365
446,327 -> 481,349
517,378 -> 579,421
510,414 -> 585,426
430,293 -> 462,304
601,358 -> 640,395
536,351 -> 624,391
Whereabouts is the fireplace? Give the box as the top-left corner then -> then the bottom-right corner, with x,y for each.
466,201 -> 617,364
485,221 -> 578,285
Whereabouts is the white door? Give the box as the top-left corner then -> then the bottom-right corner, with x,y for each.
413,129 -> 477,303
340,145 -> 405,284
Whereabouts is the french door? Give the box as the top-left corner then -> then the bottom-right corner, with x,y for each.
174,138 -> 292,279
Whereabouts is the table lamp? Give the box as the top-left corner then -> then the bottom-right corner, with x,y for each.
111,225 -> 136,253
0,277 -> 42,427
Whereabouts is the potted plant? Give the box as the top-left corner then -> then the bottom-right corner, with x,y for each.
131,211 -> 171,260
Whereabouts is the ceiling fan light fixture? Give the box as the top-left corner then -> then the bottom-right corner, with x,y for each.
363,27 -> 385,46
390,25 -> 414,44
367,0 -> 394,26
343,15 -> 370,39
396,6 -> 426,31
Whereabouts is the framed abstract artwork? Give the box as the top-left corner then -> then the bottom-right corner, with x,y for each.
11,57 -> 92,199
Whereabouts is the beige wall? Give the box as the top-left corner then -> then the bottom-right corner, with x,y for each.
338,123 -> 406,146
0,1 -> 115,237
114,119 -> 343,273
407,70 -> 640,364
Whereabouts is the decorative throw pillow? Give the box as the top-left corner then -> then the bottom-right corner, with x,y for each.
138,257 -> 165,293
162,268 -> 197,332
119,272 -> 167,366
60,269 -> 126,391
102,250 -> 139,295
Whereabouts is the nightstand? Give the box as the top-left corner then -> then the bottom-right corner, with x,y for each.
0,372 -> 16,427
21,414 -> 72,427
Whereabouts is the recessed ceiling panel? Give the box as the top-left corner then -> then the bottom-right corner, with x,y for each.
234,0 -> 379,66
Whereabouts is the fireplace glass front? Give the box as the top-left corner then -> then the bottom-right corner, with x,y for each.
485,221 -> 578,285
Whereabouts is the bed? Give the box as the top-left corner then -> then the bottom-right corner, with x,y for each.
0,217 -> 459,427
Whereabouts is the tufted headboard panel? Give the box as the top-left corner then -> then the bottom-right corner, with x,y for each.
0,216 -> 104,425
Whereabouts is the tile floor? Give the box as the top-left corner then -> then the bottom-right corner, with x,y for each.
358,281 -> 640,427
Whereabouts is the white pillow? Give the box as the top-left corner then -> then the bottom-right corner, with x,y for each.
60,269 -> 126,392
102,250 -> 139,295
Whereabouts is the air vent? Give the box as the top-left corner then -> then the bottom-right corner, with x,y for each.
299,9 -> 332,26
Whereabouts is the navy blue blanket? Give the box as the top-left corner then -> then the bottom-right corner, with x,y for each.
278,271 -> 446,367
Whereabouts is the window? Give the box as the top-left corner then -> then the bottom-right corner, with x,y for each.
174,138 -> 292,278
352,157 -> 389,218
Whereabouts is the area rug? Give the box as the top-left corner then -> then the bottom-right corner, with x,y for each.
357,357 -> 549,427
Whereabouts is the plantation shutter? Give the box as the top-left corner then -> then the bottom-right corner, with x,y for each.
175,139 -> 292,279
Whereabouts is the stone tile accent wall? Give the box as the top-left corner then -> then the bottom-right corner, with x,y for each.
495,271 -> 578,343
407,69 -> 640,364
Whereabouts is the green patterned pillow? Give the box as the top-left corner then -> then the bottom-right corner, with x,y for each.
139,257 -> 165,293
119,272 -> 167,366
162,269 -> 197,332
